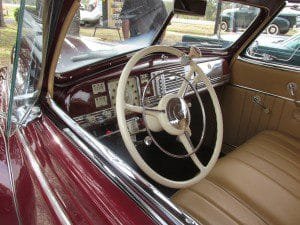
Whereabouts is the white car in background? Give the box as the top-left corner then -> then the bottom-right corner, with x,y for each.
80,5 -> 102,26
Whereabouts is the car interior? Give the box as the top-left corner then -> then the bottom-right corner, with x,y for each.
47,0 -> 299,224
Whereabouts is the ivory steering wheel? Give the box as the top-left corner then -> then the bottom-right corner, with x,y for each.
116,46 -> 223,189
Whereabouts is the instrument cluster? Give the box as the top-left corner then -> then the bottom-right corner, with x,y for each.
73,73 -> 153,128
90,76 -> 142,110
107,77 -> 140,108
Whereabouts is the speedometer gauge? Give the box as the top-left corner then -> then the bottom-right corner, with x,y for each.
108,77 -> 140,107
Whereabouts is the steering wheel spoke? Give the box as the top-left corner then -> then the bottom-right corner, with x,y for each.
178,68 -> 194,97
190,62 -> 209,86
178,132 -> 205,171
125,104 -> 143,113
125,104 -> 165,118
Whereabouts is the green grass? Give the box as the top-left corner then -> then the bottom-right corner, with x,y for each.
0,23 -> 17,68
167,21 -> 214,36
3,4 -> 18,20
287,29 -> 298,36
0,5 -> 18,68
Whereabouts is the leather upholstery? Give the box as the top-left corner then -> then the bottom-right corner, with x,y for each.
221,85 -> 300,146
172,130 -> 300,225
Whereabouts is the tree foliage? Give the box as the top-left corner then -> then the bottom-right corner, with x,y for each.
0,0 -> 6,27
205,0 -> 218,21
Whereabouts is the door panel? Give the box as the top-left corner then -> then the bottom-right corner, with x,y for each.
231,60 -> 299,99
222,59 -> 300,147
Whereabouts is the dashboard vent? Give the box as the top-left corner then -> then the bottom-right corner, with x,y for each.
152,60 -> 224,97
152,65 -> 188,96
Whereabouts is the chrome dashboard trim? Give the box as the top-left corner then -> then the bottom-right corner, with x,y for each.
47,97 -> 200,225
237,56 -> 300,72
231,84 -> 295,102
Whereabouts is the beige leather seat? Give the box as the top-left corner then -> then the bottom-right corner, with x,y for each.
172,130 -> 300,225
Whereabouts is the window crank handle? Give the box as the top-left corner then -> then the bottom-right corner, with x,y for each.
252,96 -> 270,114
287,82 -> 300,107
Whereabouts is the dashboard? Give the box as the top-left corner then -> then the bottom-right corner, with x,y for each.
90,77 -> 140,109
57,58 -> 230,134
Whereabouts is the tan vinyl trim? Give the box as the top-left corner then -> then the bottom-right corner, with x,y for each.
47,0 -> 80,97
230,84 -> 295,102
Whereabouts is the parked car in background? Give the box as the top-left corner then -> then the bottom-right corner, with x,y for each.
221,5 -> 300,35
182,32 -> 299,65
80,5 -> 102,26
247,33 -> 300,65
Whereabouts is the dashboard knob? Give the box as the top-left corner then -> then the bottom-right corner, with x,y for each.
144,136 -> 152,146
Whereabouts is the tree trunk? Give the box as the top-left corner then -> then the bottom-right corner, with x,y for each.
214,1 -> 222,35
36,1 -> 41,14
0,0 -> 6,27
68,9 -> 80,36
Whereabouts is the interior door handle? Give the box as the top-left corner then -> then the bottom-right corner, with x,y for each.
287,82 -> 300,107
252,95 -> 270,114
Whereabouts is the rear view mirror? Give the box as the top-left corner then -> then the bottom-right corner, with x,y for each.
174,0 -> 207,16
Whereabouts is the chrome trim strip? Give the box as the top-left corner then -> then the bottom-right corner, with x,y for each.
47,97 -> 199,225
237,56 -> 300,72
17,128 -> 72,225
231,84 -> 294,102
2,122 -> 22,225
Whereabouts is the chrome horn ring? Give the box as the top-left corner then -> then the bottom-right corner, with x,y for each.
141,73 -> 206,158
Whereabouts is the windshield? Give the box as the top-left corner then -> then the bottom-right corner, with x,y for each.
56,0 -> 260,74
56,0 -> 173,73
162,1 -> 260,49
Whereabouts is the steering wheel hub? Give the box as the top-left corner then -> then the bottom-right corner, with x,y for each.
167,97 -> 190,130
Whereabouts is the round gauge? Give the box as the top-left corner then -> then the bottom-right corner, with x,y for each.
108,77 -> 140,108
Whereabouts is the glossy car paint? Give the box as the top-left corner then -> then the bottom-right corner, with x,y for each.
10,115 -> 154,225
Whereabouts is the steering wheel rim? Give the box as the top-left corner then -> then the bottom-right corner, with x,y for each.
116,46 -> 223,189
